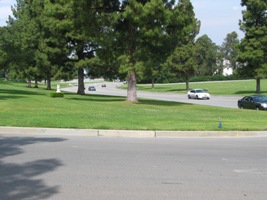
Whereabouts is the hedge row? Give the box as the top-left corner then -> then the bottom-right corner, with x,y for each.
157,74 -> 244,84
50,92 -> 64,98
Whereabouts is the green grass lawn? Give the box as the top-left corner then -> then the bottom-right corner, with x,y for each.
133,79 -> 267,96
1,79 -> 267,131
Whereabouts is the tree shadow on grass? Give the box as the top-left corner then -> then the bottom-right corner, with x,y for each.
163,88 -> 185,93
0,95 -> 28,100
0,136 -> 66,200
139,87 -> 185,93
66,93 -> 126,102
65,93 -> 190,106
0,89 -> 43,95
138,99 -> 191,107
234,90 -> 267,95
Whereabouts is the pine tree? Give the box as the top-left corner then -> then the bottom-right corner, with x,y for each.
195,35 -> 217,76
238,0 -> 267,93
113,0 -> 199,102
221,32 -> 240,70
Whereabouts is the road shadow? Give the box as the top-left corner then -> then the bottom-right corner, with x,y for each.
0,136 -> 66,200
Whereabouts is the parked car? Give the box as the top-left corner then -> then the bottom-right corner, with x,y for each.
187,89 -> 210,100
238,95 -> 267,110
88,86 -> 96,91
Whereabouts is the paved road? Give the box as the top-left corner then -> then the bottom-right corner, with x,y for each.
63,82 -> 242,109
1,133 -> 267,200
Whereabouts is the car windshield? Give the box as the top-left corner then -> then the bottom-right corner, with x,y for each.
253,96 -> 267,102
196,89 -> 205,93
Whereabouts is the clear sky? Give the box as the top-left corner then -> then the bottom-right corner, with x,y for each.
0,0 -> 244,45
0,0 -> 15,25
191,0 -> 244,45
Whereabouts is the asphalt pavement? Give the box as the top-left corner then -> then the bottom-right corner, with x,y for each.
1,133 -> 267,200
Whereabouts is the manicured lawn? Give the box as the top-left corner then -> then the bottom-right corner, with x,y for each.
1,80 -> 267,131
134,79 -> 267,96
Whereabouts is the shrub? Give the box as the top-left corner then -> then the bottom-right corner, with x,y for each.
50,92 -> 64,98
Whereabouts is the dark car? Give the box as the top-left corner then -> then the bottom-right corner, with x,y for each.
238,95 -> 267,110
88,86 -> 96,91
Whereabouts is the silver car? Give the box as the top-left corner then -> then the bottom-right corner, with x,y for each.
187,89 -> 210,100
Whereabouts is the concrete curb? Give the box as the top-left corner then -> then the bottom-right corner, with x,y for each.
0,127 -> 97,136
155,130 -> 267,138
98,129 -> 155,138
1,127 -> 267,138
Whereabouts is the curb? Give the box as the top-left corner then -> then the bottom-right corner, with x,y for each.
155,130 -> 267,138
1,127 -> 267,138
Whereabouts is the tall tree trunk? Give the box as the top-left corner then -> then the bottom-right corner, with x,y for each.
152,78 -> 155,89
77,68 -> 85,95
186,78 -> 190,91
34,75 -> 38,88
4,69 -> 9,80
127,70 -> 137,102
126,24 -> 137,102
46,75 -> 51,90
46,67 -> 52,90
256,78 -> 260,94
27,78 -> 32,88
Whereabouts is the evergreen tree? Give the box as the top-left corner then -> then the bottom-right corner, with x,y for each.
238,0 -> 267,93
7,0 -> 39,86
6,0 -> 61,89
195,35 -> 217,76
113,0 -> 199,102
166,42 -> 196,90
43,0 -> 108,94
0,27 -> 10,79
221,32 -> 240,70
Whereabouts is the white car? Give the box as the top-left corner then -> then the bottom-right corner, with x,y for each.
187,89 -> 210,100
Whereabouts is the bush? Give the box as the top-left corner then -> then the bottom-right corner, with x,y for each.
50,92 -> 64,98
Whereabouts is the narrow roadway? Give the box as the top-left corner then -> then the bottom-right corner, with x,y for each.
63,82 -> 242,109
